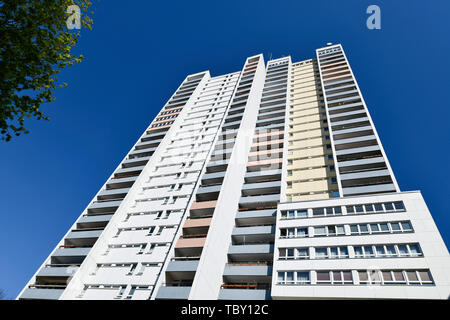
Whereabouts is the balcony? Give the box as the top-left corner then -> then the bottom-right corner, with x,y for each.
221,120 -> 242,130
245,169 -> 281,183
215,138 -> 236,149
37,266 -> 79,278
342,183 -> 397,196
196,184 -> 221,202
183,217 -> 212,230
155,286 -> 192,300
335,145 -> 380,157
228,244 -> 274,262
206,159 -> 228,173
239,194 -> 279,209
232,225 -> 275,244
209,148 -> 233,162
331,116 -> 369,129
87,200 -> 122,214
235,209 -> 276,226
114,166 -> 145,179
135,138 -> 162,149
122,156 -> 150,168
223,264 -> 273,282
106,176 -> 137,189
20,287 -> 65,300
51,247 -> 92,264
65,230 -> 103,247
78,214 -> 113,225
176,236 -> 206,250
201,170 -> 226,185
167,260 -> 199,273
218,288 -> 271,300
141,131 -> 165,141
340,169 -> 391,181
256,116 -> 285,127
129,147 -> 156,157
189,200 -> 217,217
97,188 -> 130,201
241,181 -> 280,196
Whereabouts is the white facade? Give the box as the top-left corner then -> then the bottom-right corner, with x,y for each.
18,45 -> 450,300
272,191 -> 450,299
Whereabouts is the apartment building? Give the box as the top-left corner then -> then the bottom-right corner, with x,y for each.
18,44 -> 450,300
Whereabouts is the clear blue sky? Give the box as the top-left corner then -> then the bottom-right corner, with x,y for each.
1,0 -> 449,299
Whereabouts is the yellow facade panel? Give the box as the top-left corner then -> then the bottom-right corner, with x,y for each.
292,122 -> 322,131
292,193 -> 331,201
291,114 -> 321,125
291,156 -> 327,168
290,180 -> 331,193
291,167 -> 329,180
292,129 -> 323,140
290,137 -> 323,149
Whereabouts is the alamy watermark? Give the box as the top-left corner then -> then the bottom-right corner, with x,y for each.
366,5 -> 381,30
66,5 -> 81,30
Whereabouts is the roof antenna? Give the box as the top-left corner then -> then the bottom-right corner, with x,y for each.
327,42 -> 333,46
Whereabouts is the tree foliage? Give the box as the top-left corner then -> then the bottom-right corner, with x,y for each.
0,0 -> 93,141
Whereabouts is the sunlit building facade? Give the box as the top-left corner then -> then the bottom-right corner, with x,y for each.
18,44 -> 450,300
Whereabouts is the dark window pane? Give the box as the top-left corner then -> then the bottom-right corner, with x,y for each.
343,271 -> 352,281
374,204 -> 383,211
394,201 -> 405,210
407,271 -> 418,281
419,271 -> 431,282
393,271 -> 405,281
317,272 -> 330,281
382,271 -> 393,281
333,271 -> 342,281
358,271 -> 368,281
313,208 -> 324,216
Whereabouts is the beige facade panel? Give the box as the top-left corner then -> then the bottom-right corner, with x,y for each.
286,179 -> 332,193
290,114 -> 322,125
288,146 -> 327,159
291,101 -> 320,111
290,192 -> 332,201
291,128 -> 323,139
289,137 -> 324,149
289,167 -> 330,181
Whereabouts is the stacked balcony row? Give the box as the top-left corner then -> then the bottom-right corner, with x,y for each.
219,58 -> 290,300
317,47 -> 397,197
19,74 -> 206,300
157,57 -> 262,299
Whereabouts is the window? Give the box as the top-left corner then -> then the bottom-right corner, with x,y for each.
315,248 -> 328,259
358,269 -> 433,286
350,221 -> 413,236
316,271 -> 353,285
311,206 -> 342,217
280,209 -> 307,219
346,201 -> 406,215
297,248 -> 309,259
315,246 -> 348,259
296,272 -> 310,284
313,208 -> 324,217
316,271 -> 331,284
277,271 -> 310,285
280,227 -> 308,238
314,226 -> 326,236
